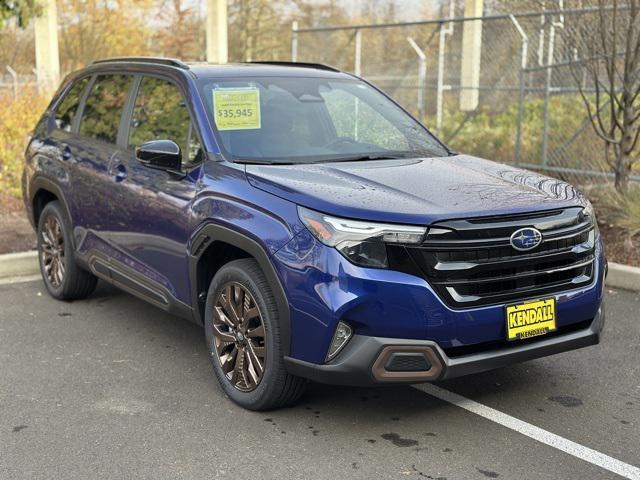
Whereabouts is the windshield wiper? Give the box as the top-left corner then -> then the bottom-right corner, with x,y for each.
316,154 -> 410,163
233,158 -> 293,165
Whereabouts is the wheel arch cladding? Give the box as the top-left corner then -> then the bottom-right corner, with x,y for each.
189,224 -> 292,356
30,177 -> 71,227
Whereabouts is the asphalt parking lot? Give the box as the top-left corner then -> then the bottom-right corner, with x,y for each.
1,279 -> 639,480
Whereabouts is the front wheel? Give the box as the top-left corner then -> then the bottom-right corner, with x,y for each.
204,259 -> 306,410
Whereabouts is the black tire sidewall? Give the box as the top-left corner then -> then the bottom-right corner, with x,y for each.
204,260 -> 282,410
37,202 -> 75,299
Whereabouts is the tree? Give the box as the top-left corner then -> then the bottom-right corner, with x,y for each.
57,0 -> 156,72
566,0 -> 640,193
155,0 -> 203,60
0,0 -> 40,28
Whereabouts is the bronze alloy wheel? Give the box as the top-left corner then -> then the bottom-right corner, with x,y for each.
41,215 -> 65,288
212,282 -> 267,392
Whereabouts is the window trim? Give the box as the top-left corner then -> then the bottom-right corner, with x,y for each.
50,74 -> 93,134
120,72 -> 205,171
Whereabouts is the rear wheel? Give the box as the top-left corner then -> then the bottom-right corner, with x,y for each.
37,201 -> 97,300
204,258 -> 306,410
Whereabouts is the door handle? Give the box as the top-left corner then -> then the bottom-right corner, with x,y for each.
113,163 -> 127,182
61,145 -> 72,161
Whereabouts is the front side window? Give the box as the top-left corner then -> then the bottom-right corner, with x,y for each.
54,77 -> 90,131
197,76 -> 448,164
79,75 -> 132,144
129,77 -> 202,168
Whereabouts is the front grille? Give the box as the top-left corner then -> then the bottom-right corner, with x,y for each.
388,207 -> 597,308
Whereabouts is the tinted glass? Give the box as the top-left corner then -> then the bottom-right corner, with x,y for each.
54,77 -> 89,131
197,76 -> 448,163
79,75 -> 132,144
129,77 -> 202,167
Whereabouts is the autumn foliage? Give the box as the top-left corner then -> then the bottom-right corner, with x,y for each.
0,89 -> 49,201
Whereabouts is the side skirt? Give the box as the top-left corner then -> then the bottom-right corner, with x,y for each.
84,250 -> 196,323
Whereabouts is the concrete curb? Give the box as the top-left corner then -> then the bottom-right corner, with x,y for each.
0,251 -> 39,279
606,262 -> 640,293
0,252 -> 639,292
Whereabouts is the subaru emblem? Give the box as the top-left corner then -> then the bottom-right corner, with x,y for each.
510,227 -> 543,251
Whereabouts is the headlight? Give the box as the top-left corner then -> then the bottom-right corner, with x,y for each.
298,206 -> 427,268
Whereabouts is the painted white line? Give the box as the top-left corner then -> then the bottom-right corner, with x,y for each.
414,383 -> 640,480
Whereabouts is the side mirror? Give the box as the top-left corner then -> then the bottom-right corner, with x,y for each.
135,140 -> 182,171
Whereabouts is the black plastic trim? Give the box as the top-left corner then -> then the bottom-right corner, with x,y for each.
84,250 -> 194,321
284,305 -> 603,386
92,57 -> 190,70
188,223 -> 291,355
29,176 -> 72,229
246,61 -> 340,72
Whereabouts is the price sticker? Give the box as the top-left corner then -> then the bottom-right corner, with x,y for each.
213,88 -> 261,130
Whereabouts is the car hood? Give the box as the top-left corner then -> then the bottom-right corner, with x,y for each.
245,155 -> 587,225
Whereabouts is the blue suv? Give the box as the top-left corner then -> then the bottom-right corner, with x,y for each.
23,57 -> 606,410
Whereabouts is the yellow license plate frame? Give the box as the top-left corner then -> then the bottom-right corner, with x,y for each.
505,298 -> 557,341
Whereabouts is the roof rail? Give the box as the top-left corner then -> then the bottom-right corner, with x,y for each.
91,57 -> 190,69
246,61 -> 340,72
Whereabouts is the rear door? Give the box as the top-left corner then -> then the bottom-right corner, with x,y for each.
107,75 -> 203,305
73,74 -> 134,257
41,76 -> 91,225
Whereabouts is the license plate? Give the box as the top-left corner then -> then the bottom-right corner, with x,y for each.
505,298 -> 557,341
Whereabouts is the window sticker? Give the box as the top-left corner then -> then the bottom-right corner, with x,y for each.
213,88 -> 261,130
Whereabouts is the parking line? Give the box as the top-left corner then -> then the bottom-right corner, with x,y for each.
414,383 -> 640,480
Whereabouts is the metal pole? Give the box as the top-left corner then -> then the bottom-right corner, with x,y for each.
291,21 -> 298,62
510,14 -> 528,166
435,2 -> 455,132
436,22 -> 445,132
541,21 -> 554,166
354,29 -> 362,76
538,12 -> 546,66
516,68 -> 525,166
354,29 -> 362,140
542,7 -> 563,166
6,66 -> 18,99
509,14 -> 528,70
407,37 -> 427,122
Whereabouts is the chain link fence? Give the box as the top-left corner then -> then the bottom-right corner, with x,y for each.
292,5 -> 639,187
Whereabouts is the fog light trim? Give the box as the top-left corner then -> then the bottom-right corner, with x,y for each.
326,321 -> 353,362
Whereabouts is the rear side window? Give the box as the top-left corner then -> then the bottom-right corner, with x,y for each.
79,75 -> 132,144
54,77 -> 89,131
129,76 -> 202,167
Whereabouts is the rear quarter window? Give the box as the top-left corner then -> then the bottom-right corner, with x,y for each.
79,74 -> 133,144
54,77 -> 90,132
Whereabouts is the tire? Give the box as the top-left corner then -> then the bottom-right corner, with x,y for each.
37,201 -> 97,300
204,258 -> 306,410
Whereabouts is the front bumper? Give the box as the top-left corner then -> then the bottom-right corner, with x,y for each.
284,304 -> 604,386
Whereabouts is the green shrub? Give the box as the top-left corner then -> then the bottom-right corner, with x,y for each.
439,95 -> 602,170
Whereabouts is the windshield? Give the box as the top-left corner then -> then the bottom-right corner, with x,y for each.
197,76 -> 449,164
